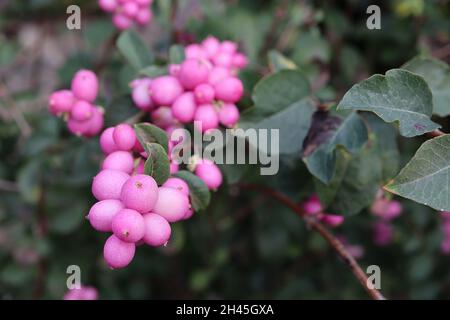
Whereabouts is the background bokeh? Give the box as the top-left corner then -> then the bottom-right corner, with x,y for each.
1,0 -> 450,299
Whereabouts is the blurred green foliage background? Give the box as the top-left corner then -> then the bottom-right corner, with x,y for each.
1,0 -> 450,299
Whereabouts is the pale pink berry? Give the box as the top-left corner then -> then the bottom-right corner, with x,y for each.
92,169 -> 130,201
103,234 -> 135,269
71,100 -> 94,122
64,286 -> 98,300
102,151 -> 134,174
134,158 -> 145,175
131,79 -> 153,111
113,13 -> 132,30
183,208 -> 194,220
135,0 -> 152,5
100,127 -> 118,154
162,177 -> 189,196
212,52 -> 233,68
168,64 -> 181,77
194,104 -> 219,132
170,162 -> 179,174
48,90 -> 75,115
135,8 -> 152,25
233,53 -> 248,69
185,44 -> 207,60
220,40 -> 238,54
133,139 -> 145,153
214,77 -> 244,103
71,70 -> 99,103
178,59 -> 210,90
302,194 -> 322,214
112,209 -> 145,243
88,199 -> 124,232
142,213 -> 171,246
385,201 -> 402,220
123,1 -> 139,17
86,107 -> 104,137
113,124 -> 136,151
120,174 -> 159,213
150,76 -> 183,106
202,36 -> 220,58
218,103 -> 240,127
208,66 -> 230,85
194,83 -> 215,104
151,107 -> 177,129
99,0 -> 117,12
195,159 -> 222,190
152,187 -> 190,222
320,214 -> 344,227
67,118 -> 91,136
171,92 -> 196,123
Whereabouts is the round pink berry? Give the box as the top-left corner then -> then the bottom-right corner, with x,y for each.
135,0 -> 152,5
233,53 -> 248,69
120,174 -> 159,213
212,52 -> 233,68
71,70 -> 99,103
178,59 -> 210,90
92,169 -> 130,201
103,234 -> 135,269
86,107 -> 104,137
67,118 -> 91,136
171,92 -> 197,123
320,214 -> 344,227
208,66 -> 230,85
194,83 -> 215,104
152,187 -> 190,222
302,194 -> 322,214
102,151 -> 135,174
218,103 -> 239,127
123,1 -> 139,17
48,90 -> 75,115
183,208 -> 194,220
99,0 -> 117,12
113,13 -> 132,30
162,177 -> 189,196
185,44 -> 207,60
71,100 -> 94,122
150,76 -> 183,106
202,36 -> 220,58
168,64 -> 181,77
142,213 -> 171,246
195,159 -> 222,190
134,158 -> 145,175
151,107 -> 177,129
100,127 -> 118,154
135,8 -> 152,25
214,77 -> 243,103
131,79 -> 153,111
220,40 -> 238,54
194,104 -> 219,132
88,199 -> 124,232
113,124 -> 136,151
170,162 -> 179,174
112,208 -> 145,243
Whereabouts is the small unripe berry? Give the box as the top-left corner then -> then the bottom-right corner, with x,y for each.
112,13 -> 132,30
103,234 -> 135,269
214,77 -> 244,103
120,174 -> 159,213
218,103 -> 240,128
100,127 -> 118,154
320,214 -> 344,227
302,194 -> 322,214
195,159 -> 222,190
71,70 -> 99,103
150,76 -> 183,106
142,213 -> 171,246
178,59 -> 210,90
71,100 -> 94,122
194,104 -> 219,132
99,0 -> 117,12
92,169 -> 130,200
152,187 -> 190,222
88,199 -> 124,232
113,124 -> 136,151
135,8 -> 152,25
102,151 -> 135,174
112,208 -> 145,243
171,92 -> 196,123
48,90 -> 75,115
162,177 -> 189,196
194,83 -> 215,104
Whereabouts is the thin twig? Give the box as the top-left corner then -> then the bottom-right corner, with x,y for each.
239,183 -> 386,300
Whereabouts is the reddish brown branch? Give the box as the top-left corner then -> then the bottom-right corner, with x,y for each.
239,183 -> 386,300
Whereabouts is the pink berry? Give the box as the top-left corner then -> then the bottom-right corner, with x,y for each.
112,209 -> 145,243
113,124 -> 136,151
171,92 -> 196,123
214,77 -> 244,103
385,200 -> 402,220
170,162 -> 179,174
48,90 -> 75,115
194,83 -> 215,104
185,44 -> 207,60
220,41 -> 238,54
133,139 -> 145,153
120,174 -> 159,213
183,208 -> 194,220
218,103 -> 239,127
103,234 -> 135,269
162,177 -> 189,196
142,213 -> 171,246
100,127 -> 118,154
168,64 -> 181,77
178,59 -> 210,90
202,36 -> 220,58
71,70 -> 99,103
320,214 -> 344,227
71,100 -> 93,122
99,0 -> 117,12
92,169 -> 130,200
88,199 -> 124,232
373,222 -> 393,246
212,52 -> 233,68
302,194 -> 322,214
64,286 -> 98,300
233,53 -> 248,69
135,158 -> 145,175
195,159 -> 222,190
102,151 -> 134,174
150,76 -> 183,106
208,66 -> 230,85
194,104 -> 219,132
441,238 -> 450,255
131,79 -> 153,111
152,187 -> 190,222
113,13 -> 132,30
135,8 -> 152,25
123,1 -> 139,17
67,117 -> 91,136
86,107 -> 104,137
135,0 -> 152,5
151,107 -> 177,129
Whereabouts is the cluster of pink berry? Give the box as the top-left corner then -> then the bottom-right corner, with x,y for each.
48,70 -> 104,137
370,197 -> 402,246
99,0 -> 153,30
130,36 -> 247,133
301,194 -> 345,227
440,212 -> 450,254
90,124 -> 195,269
63,286 -> 98,300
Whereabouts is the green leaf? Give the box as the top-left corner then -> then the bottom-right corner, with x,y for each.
268,50 -> 297,72
143,143 -> 170,185
134,123 -> 169,153
173,170 -> 211,211
139,65 -> 167,78
403,56 -> 450,117
303,112 -> 369,184
169,44 -> 185,64
337,69 -> 440,137
104,96 -> 140,127
385,134 -> 450,211
116,30 -> 153,70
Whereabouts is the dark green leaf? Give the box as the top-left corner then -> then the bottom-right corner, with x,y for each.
134,123 -> 169,153
144,143 -> 170,185
116,30 -> 153,70
173,170 -> 211,211
169,44 -> 185,64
